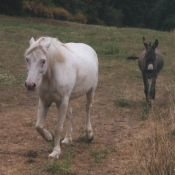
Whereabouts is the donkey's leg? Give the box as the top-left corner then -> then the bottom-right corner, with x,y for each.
62,102 -> 73,145
150,76 -> 157,99
35,99 -> 53,142
85,88 -> 95,142
49,96 -> 69,160
142,74 -> 149,100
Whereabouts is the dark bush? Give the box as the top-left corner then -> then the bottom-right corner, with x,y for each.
100,6 -> 123,27
73,12 -> 87,24
53,7 -> 72,21
0,0 -> 24,16
161,15 -> 175,31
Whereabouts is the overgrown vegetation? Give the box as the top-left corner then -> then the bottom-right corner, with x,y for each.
0,0 -> 175,30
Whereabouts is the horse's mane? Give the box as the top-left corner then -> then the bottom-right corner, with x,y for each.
25,37 -> 72,63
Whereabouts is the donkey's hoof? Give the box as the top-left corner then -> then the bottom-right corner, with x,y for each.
146,98 -> 151,106
148,102 -> 152,108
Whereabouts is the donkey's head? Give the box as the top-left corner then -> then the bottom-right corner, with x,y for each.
143,37 -> 158,73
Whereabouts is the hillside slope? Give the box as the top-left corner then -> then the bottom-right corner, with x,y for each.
1,15 -> 175,175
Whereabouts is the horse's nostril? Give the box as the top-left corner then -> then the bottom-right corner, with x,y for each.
33,83 -> 36,88
25,82 -> 36,91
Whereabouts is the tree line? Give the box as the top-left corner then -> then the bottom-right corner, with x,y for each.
0,0 -> 175,31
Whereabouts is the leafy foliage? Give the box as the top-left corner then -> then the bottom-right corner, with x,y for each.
1,0 -> 175,30
0,0 -> 24,16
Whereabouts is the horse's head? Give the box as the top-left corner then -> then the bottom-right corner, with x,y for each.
143,37 -> 158,73
24,37 -> 51,91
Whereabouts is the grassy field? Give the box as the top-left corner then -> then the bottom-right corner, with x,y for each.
1,15 -> 175,175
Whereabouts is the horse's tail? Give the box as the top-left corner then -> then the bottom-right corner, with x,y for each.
127,56 -> 139,60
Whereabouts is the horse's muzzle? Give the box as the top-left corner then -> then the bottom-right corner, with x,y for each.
25,82 -> 36,91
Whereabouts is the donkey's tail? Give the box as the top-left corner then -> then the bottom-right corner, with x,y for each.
127,56 -> 139,60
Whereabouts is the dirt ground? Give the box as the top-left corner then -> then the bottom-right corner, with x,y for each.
0,15 -> 174,175
0,59 -> 168,175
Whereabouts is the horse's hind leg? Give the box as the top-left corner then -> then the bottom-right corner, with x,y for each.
35,99 -> 53,142
85,88 -> 95,142
62,102 -> 73,145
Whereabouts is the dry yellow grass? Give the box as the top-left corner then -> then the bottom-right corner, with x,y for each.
1,15 -> 175,175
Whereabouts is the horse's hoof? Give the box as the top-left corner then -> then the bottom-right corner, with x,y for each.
48,150 -> 60,163
87,135 -> 94,143
86,130 -> 94,142
61,138 -> 72,146
48,156 -> 55,163
85,133 -> 94,143
48,154 -> 59,163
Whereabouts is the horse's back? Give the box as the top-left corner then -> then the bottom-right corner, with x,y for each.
65,43 -> 98,63
64,43 -> 98,99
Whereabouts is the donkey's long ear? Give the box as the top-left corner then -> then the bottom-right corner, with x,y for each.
29,37 -> 35,46
152,39 -> 158,49
143,37 -> 148,48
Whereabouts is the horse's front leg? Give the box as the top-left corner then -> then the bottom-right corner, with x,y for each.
35,99 -> 53,142
49,96 -> 69,160
150,76 -> 157,100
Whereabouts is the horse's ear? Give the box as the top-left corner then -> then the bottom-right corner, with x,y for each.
153,39 -> 158,49
143,37 -> 148,48
29,37 -> 35,46
44,39 -> 52,49
40,38 -> 52,49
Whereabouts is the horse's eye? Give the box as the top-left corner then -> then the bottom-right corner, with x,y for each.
42,60 -> 46,64
26,58 -> 29,62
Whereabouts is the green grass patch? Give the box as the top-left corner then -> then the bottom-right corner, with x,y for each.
45,147 -> 72,174
91,149 -> 109,163
114,98 -> 132,108
140,101 -> 150,120
105,45 -> 120,55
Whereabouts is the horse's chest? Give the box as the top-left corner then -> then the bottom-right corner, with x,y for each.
39,85 -> 62,103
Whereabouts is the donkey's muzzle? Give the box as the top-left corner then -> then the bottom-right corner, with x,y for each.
25,81 -> 36,91
147,69 -> 153,73
147,64 -> 153,71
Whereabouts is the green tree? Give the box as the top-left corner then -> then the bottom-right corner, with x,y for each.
150,0 -> 175,30
0,0 -> 24,16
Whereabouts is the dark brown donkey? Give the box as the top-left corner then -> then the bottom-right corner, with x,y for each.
138,37 -> 164,104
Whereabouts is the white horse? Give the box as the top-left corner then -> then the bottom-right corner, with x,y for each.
24,37 -> 98,161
